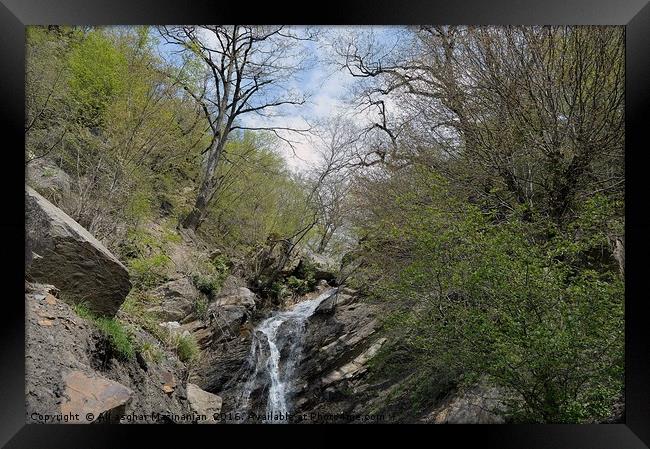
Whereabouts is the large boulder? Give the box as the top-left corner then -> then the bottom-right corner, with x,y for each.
60,370 -> 133,423
146,277 -> 203,322
213,286 -> 256,309
187,383 -> 223,423
25,186 -> 131,316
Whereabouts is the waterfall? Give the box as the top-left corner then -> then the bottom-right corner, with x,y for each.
237,288 -> 336,423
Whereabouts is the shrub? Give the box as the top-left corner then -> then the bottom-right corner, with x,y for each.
193,296 -> 209,321
73,303 -> 135,361
139,341 -> 163,363
287,275 -> 310,295
170,333 -> 199,364
269,281 -> 288,300
192,273 -> 221,295
129,253 -> 170,289
356,173 -> 624,423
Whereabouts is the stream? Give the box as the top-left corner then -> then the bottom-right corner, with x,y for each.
237,288 -> 337,423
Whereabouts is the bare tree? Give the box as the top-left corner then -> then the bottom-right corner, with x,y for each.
307,116 -> 359,253
159,25 -> 314,231
335,26 -> 625,223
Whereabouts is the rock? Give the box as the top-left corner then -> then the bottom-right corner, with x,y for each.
161,370 -> 177,394
60,370 -> 133,423
314,291 -> 338,314
314,269 -> 338,285
322,338 -> 387,385
27,159 -> 71,198
147,277 -> 203,322
26,283 -> 193,424
214,287 -> 256,309
426,383 -> 507,424
314,291 -> 355,315
25,186 -> 131,317
187,383 -> 223,423
183,287 -> 259,398
159,321 -> 182,334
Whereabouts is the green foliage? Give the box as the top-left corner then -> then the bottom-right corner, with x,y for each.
120,290 -> 169,343
73,303 -> 135,361
201,132 -> 315,252
128,253 -> 170,289
191,253 -> 230,296
139,341 -> 164,364
68,30 -> 127,125
192,268 -> 225,295
170,333 -> 200,364
193,296 -> 209,321
269,281 -> 289,300
286,276 -> 310,295
358,166 -> 624,423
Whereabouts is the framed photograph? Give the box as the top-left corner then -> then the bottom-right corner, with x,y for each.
2,0 -> 649,446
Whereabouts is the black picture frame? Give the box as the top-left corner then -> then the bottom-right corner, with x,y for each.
1,0 -> 648,447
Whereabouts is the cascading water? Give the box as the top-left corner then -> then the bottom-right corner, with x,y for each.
237,288 -> 337,423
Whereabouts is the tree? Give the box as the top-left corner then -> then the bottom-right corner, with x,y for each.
307,116 -> 359,254
336,26 -> 624,225
158,25 -> 314,231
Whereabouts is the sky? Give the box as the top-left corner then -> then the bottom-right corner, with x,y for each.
156,26 -> 403,172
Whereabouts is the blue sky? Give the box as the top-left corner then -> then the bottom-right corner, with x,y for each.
154,26 -> 404,171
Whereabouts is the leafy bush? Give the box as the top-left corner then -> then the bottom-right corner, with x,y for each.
269,281 -> 289,300
286,276 -> 310,295
129,253 -> 170,289
192,273 -> 222,296
358,172 -> 624,423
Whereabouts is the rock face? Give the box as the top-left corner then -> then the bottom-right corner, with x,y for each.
60,370 -> 133,423
25,186 -> 131,317
187,383 -> 223,423
26,283 -> 192,424
280,292 -> 386,422
146,277 -> 204,322
27,159 -> 72,199
423,383 -> 506,424
187,286 -> 258,397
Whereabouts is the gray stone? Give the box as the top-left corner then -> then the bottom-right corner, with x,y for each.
147,277 -> 202,321
187,383 -> 223,423
26,186 -> 131,316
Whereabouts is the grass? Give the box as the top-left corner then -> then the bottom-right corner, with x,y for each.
120,290 -> 168,342
193,296 -> 209,321
170,332 -> 200,364
119,290 -> 200,364
73,303 -> 135,361
139,341 -> 164,363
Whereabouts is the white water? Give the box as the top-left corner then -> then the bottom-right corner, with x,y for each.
238,288 -> 336,423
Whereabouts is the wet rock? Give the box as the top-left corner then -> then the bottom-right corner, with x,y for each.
314,291 -> 354,315
321,338 -> 387,385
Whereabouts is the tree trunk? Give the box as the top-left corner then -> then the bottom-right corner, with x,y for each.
182,185 -> 211,231
316,227 -> 333,254
181,136 -> 227,231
